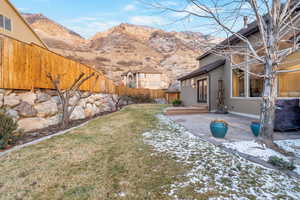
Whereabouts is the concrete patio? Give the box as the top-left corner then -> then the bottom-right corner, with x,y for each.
168,113 -> 300,145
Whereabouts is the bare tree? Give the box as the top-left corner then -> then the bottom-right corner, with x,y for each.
47,72 -> 95,128
144,0 -> 300,148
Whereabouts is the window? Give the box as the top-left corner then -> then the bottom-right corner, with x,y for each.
4,17 -> 11,31
0,15 -> 12,31
0,15 -> 3,28
249,64 -> 264,97
232,68 -> 245,97
278,65 -> 300,97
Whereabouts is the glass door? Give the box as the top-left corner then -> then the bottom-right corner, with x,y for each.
197,78 -> 208,103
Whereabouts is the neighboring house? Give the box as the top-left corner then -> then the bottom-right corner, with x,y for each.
121,66 -> 164,89
0,0 -> 47,48
179,20 -> 300,119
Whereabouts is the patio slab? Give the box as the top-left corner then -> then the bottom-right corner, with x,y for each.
168,113 -> 300,145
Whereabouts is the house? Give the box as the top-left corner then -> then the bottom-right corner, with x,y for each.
121,66 -> 164,89
0,0 -> 47,48
179,19 -> 300,119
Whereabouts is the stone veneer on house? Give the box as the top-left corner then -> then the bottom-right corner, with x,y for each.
0,89 -> 119,132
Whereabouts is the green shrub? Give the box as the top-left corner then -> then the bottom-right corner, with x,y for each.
128,95 -> 155,103
0,113 -> 18,149
268,156 -> 296,170
172,99 -> 182,106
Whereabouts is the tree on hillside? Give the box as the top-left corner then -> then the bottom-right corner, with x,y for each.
47,72 -> 96,128
144,0 -> 300,148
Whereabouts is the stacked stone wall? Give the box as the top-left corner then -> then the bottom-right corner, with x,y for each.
0,89 -> 118,132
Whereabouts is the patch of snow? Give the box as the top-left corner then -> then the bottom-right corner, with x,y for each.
224,140 -> 300,175
143,114 -> 300,200
223,141 -> 288,161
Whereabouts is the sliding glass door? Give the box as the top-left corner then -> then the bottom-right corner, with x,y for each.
197,78 -> 208,103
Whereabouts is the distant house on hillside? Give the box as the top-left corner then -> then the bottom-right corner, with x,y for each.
0,0 -> 47,48
121,66 -> 164,89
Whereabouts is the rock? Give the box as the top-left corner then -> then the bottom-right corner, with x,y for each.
78,98 -> 88,108
4,94 -> 20,107
87,96 -> 95,104
94,101 -> 103,107
5,109 -> 19,120
46,114 -> 61,126
0,89 -> 5,94
18,118 -> 48,132
15,102 -> 38,117
93,94 -> 105,101
44,89 -> 57,96
84,103 -> 94,117
69,94 -> 80,106
0,94 -> 3,108
51,96 -> 61,105
4,90 -> 13,96
70,107 -> 85,120
35,100 -> 58,117
18,93 -> 37,105
36,92 -> 51,103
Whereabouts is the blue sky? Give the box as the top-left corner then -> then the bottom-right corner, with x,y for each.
11,0 -> 208,39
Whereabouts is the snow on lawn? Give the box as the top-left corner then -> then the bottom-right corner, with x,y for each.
224,140 -> 300,175
143,115 -> 300,200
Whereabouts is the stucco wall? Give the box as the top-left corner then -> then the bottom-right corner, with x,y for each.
199,54 -> 224,68
209,66 -> 225,111
223,59 -> 261,116
180,74 -> 209,106
0,0 -> 45,47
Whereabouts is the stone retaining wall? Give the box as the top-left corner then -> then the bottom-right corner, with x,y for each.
0,89 -> 118,132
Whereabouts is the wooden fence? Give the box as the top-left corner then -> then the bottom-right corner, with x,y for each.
0,35 -> 165,99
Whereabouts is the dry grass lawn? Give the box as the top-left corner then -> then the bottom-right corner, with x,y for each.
0,104 -> 188,200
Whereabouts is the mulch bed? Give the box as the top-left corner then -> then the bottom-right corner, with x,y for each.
0,111 -> 115,152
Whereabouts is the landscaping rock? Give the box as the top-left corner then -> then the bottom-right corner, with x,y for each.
94,101 -> 103,107
35,100 -> 58,117
5,109 -> 19,120
87,96 -> 95,104
0,94 -> 3,108
15,102 -> 37,117
51,96 -> 61,105
69,94 -> 80,106
4,90 -> 13,95
84,103 -> 94,117
4,94 -> 20,107
46,114 -> 61,126
19,93 -> 36,105
36,92 -> 51,103
18,118 -> 48,132
70,106 -> 85,120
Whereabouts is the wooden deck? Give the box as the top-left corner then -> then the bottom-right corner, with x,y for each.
164,106 -> 209,115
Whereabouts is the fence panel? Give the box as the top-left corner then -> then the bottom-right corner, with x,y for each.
0,36 -> 165,99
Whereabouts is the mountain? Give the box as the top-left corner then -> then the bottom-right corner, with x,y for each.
22,13 -> 222,87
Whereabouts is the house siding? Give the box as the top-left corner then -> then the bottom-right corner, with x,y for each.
223,59 -> 261,116
209,65 -> 225,111
0,0 -> 46,48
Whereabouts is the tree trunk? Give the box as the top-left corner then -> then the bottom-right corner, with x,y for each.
61,94 -> 70,129
259,60 -> 276,146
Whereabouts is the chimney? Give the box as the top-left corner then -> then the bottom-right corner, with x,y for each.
243,16 -> 248,28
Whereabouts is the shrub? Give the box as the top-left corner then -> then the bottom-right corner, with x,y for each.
172,99 -> 182,106
128,95 -> 155,104
0,113 -> 18,149
268,156 -> 296,170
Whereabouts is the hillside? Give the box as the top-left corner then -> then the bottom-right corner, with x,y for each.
22,13 -> 222,87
